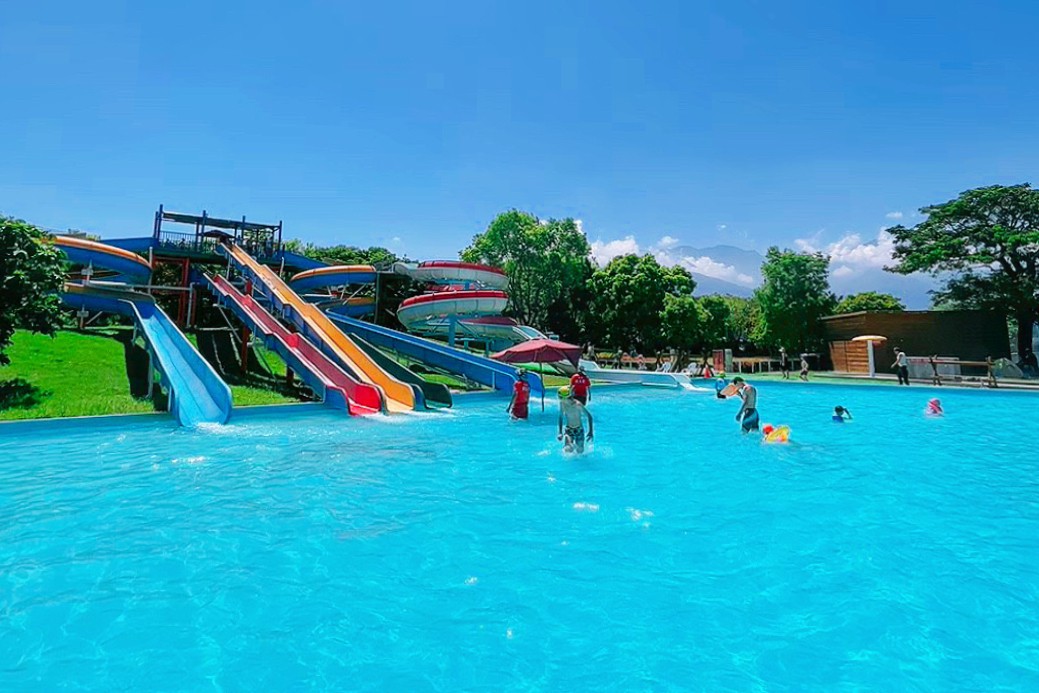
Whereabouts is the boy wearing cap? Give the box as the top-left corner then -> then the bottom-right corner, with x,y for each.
557,387 -> 594,453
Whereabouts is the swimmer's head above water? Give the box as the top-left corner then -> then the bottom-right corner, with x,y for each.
557,387 -> 571,399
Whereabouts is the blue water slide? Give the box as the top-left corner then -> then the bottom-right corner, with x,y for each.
103,237 -> 158,254
60,285 -> 232,426
324,313 -> 543,396
275,250 -> 327,271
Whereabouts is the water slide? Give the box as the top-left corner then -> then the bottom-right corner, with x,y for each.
326,313 -> 543,397
55,236 -> 154,283
350,334 -> 453,408
205,274 -> 383,415
58,282 -> 233,427
392,261 -> 546,345
220,243 -> 422,413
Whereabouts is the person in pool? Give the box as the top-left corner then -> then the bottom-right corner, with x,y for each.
925,398 -> 944,417
832,405 -> 852,422
569,366 -> 592,405
506,369 -> 531,420
557,387 -> 594,453
732,376 -> 759,433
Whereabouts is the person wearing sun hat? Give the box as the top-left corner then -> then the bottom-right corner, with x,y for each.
507,368 -> 531,420
557,386 -> 594,453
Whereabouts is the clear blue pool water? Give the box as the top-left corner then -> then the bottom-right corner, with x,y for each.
1,383 -> 1037,691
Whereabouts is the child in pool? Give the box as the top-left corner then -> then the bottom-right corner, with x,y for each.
832,406 -> 852,422
557,387 -> 594,453
925,398 -> 943,417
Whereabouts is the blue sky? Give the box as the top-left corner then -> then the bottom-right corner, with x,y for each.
3,1 -> 1038,305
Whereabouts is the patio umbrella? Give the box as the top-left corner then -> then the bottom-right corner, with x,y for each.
491,338 -> 583,410
851,334 -> 887,377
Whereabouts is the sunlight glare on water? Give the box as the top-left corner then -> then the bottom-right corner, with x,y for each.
1,383 -> 1037,690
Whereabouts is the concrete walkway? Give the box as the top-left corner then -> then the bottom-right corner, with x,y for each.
748,370 -> 1039,392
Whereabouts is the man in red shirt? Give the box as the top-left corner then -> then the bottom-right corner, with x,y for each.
569,366 -> 591,405
507,370 -> 531,420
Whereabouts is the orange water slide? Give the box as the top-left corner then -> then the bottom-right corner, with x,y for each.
222,244 -> 419,412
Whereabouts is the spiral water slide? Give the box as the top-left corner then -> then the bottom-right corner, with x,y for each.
220,244 -> 423,413
290,265 -> 378,319
392,261 -> 546,344
54,236 -> 232,426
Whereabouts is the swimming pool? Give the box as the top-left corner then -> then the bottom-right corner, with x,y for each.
1,384 -> 1037,690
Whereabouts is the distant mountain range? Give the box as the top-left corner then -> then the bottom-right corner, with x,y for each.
665,244 -> 763,297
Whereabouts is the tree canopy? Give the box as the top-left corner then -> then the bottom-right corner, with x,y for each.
660,294 -> 706,363
0,217 -> 67,365
283,240 -> 402,268
586,253 -> 695,352
461,211 -> 592,331
697,294 -> 731,350
753,248 -> 835,353
834,291 -> 905,314
887,183 -> 1039,355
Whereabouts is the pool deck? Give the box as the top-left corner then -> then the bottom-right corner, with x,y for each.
744,370 -> 1039,391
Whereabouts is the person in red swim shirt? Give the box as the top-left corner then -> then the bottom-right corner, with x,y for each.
507,369 -> 531,420
569,366 -> 591,405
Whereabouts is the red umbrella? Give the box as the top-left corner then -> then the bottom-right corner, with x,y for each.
491,339 -> 583,412
491,338 -> 582,368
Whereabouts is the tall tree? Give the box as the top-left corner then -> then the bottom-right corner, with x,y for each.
461,211 -> 591,330
587,254 -> 695,352
0,217 -> 67,365
887,184 -> 1039,355
661,294 -> 706,365
753,248 -> 836,353
722,296 -> 761,351
834,291 -> 905,314
698,294 -> 731,350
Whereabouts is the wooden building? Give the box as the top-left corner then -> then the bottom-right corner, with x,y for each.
822,310 -> 1009,374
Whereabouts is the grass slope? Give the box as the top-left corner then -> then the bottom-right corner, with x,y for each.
1,330 -> 295,421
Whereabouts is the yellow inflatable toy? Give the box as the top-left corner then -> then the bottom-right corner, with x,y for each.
762,424 -> 791,444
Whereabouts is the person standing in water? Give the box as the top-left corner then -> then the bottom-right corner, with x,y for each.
732,376 -> 760,433
569,366 -> 592,405
557,387 -> 594,453
893,347 -> 910,385
832,406 -> 852,422
506,369 -> 531,420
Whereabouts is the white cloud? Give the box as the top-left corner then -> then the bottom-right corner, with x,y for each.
885,211 -> 904,220
390,236 -> 402,244
796,228 -> 897,277
832,265 -> 854,278
589,236 -> 640,265
716,224 -> 727,231
675,255 -> 756,286
589,233 -> 758,287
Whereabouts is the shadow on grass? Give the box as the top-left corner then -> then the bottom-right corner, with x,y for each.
0,378 -> 46,411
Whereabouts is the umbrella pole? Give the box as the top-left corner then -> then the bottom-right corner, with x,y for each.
541,372 -> 545,412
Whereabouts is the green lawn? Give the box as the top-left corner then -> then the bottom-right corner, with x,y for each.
0,330 -> 296,421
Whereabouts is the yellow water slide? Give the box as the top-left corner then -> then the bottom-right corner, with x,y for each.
223,244 -> 418,413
